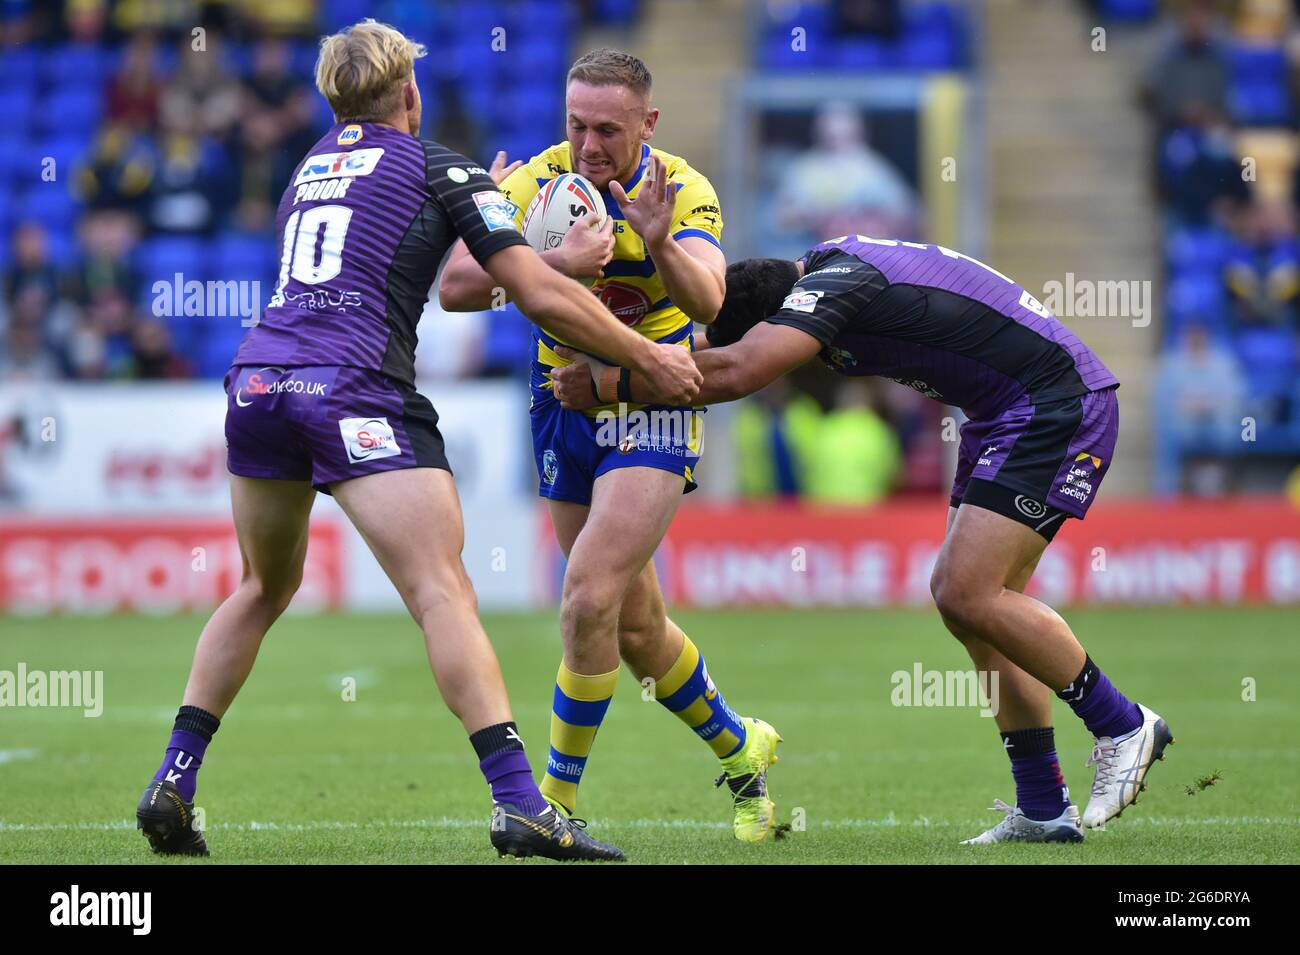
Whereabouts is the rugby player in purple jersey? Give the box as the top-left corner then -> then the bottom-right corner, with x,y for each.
134,20 -> 700,863
552,235 -> 1175,844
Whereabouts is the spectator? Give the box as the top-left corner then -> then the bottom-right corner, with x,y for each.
75,122 -> 158,213
776,102 -> 918,245
1142,0 -> 1230,132
160,36 -> 242,140
1152,323 -> 1247,496
1157,103 -> 1249,227
833,0 -> 902,39
4,222 -> 60,310
233,37 -> 317,228
107,33 -> 163,132
147,131 -> 230,234
734,379 -> 822,499
804,380 -> 901,504
1222,197 -> 1300,328
64,210 -> 141,309
122,315 -> 194,379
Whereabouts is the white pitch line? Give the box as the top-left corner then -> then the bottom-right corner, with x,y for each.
0,749 -> 38,765
1,815 -> 1297,833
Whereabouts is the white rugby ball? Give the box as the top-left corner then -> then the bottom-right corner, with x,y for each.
521,172 -> 607,253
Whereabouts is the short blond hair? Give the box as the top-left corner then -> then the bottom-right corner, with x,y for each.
567,49 -> 652,99
315,19 -> 426,123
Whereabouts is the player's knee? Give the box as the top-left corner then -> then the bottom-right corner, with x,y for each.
930,568 -> 988,633
560,577 -> 620,640
407,561 -> 478,621
242,565 -> 303,616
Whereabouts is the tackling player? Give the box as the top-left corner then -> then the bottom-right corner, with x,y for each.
134,20 -> 701,863
439,50 -> 783,841
552,235 -> 1176,843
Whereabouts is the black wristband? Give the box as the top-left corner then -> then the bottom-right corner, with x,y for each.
617,367 -> 632,403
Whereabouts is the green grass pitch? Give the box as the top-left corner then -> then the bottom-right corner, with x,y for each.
2,607 -> 1297,864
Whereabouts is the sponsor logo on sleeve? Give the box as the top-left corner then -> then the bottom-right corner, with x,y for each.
781,288 -> 824,313
339,417 -> 401,464
473,191 -> 520,232
295,147 -> 385,185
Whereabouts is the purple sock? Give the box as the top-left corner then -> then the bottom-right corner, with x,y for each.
479,749 -> 548,815
1002,728 -> 1070,821
1058,656 -> 1142,739
469,722 -> 548,815
153,729 -> 209,801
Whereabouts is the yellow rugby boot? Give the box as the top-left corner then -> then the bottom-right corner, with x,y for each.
715,717 -> 783,842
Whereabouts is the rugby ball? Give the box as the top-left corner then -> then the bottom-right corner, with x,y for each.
521,172 -> 607,253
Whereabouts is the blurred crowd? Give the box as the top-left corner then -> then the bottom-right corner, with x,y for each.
0,0 -> 637,384
1128,0 -> 1300,493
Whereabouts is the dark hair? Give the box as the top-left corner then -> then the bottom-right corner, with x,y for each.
707,258 -> 801,347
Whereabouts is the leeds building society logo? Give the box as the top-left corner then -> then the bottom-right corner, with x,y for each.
1058,452 -> 1103,505
339,417 -> 401,464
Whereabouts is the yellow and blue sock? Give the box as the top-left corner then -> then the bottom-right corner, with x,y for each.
540,663 -> 619,813
655,634 -> 747,759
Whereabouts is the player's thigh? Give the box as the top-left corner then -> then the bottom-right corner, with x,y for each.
566,466 -> 684,592
228,475 -> 316,593
942,503 -> 1041,593
932,503 -> 1048,606
330,467 -> 473,607
548,499 -> 590,559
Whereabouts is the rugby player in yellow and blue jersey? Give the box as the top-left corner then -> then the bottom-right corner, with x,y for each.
440,50 -> 783,842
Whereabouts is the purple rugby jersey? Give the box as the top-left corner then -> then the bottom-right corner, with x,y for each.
767,236 -> 1120,422
234,122 -> 526,386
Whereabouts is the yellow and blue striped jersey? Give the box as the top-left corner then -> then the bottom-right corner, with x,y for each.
498,141 -> 723,415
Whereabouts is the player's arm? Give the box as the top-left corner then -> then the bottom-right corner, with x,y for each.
429,146 -> 699,403
438,159 -> 613,311
554,322 -> 822,407
612,156 -> 726,323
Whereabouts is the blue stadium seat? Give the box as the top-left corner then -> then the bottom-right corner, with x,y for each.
321,0 -> 373,30
1098,0 -> 1158,21
15,185 -> 78,230
835,37 -> 896,70
135,236 -> 212,299
482,306 -> 533,374
899,4 -> 962,69
0,86 -> 37,136
1166,225 -> 1232,275
195,321 -> 249,378
41,131 -> 96,181
41,42 -> 114,87
1234,325 -> 1296,403
1229,45 -> 1292,126
591,0 -> 639,25
0,45 -> 39,90
36,87 -> 104,136
213,232 -> 276,277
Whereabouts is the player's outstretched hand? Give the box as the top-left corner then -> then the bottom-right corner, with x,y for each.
487,150 -> 523,186
609,155 -> 677,248
550,349 -> 600,411
555,215 -> 614,280
641,342 -> 701,406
